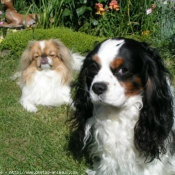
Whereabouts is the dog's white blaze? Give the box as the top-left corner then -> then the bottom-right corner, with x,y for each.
98,39 -> 124,66
85,38 -> 175,175
90,39 -> 126,107
39,41 -> 45,51
39,41 -> 53,70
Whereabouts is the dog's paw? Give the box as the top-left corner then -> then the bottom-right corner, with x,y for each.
20,101 -> 38,113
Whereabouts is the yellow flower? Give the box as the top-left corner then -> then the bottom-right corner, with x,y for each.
141,30 -> 150,36
0,35 -> 4,43
12,29 -> 17,33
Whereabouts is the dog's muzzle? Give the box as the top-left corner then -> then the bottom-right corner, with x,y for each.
41,54 -> 48,64
92,82 -> 107,95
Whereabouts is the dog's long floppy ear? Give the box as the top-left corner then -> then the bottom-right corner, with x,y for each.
19,40 -> 36,71
51,39 -> 73,73
134,43 -> 174,162
70,58 -> 93,141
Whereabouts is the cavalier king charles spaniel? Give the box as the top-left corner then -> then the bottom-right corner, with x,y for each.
16,39 -> 84,112
71,38 -> 175,175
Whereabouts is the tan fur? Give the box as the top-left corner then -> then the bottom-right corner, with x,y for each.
22,64 -> 37,86
93,55 -> 101,65
19,39 -> 73,85
110,57 -> 124,69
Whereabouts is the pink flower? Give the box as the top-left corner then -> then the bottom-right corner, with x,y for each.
0,21 -> 3,25
109,0 -> 120,11
95,3 -> 106,15
146,8 -> 152,15
0,11 -> 2,15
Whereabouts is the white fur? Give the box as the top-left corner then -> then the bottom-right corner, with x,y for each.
84,96 -> 175,175
11,49 -> 85,112
20,70 -> 71,112
71,52 -> 85,71
98,39 -> 124,63
84,39 -> 175,175
90,66 -> 126,107
90,39 -> 126,107
40,56 -> 52,69
40,41 -> 45,51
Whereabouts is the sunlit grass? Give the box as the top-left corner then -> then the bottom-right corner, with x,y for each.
0,55 -> 88,174
0,32 -> 174,174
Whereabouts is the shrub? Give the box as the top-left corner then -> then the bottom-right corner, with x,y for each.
0,27 -> 105,58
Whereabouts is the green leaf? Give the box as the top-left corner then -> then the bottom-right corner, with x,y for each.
97,0 -> 107,3
76,6 -> 86,17
62,9 -> 73,18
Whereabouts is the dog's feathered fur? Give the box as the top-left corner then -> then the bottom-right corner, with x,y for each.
16,39 -> 84,112
71,38 -> 175,175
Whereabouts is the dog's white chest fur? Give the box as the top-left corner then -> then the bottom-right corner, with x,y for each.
20,70 -> 71,112
85,104 -> 175,175
71,38 -> 175,175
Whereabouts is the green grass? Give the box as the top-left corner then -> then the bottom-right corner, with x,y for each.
0,27 -> 104,174
0,55 -> 88,174
0,30 -> 175,175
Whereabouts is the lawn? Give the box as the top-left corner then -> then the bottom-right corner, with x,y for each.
0,0 -> 175,173
0,53 -> 88,174
0,28 -> 175,175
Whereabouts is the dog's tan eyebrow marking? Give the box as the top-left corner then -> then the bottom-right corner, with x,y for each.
111,57 -> 124,69
92,54 -> 101,65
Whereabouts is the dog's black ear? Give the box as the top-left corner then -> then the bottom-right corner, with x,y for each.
134,43 -> 174,161
70,60 -> 93,141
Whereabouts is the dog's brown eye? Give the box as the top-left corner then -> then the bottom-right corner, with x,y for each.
34,55 -> 39,59
118,67 -> 128,74
50,54 -> 55,58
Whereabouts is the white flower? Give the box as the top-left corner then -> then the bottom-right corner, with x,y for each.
146,8 -> 152,15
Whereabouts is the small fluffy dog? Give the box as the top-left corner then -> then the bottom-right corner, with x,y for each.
71,38 -> 175,175
16,39 -> 84,112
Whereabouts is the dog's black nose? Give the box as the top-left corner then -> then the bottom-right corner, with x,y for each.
41,54 -> 47,59
92,82 -> 107,95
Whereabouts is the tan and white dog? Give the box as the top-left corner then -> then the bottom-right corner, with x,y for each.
14,39 -> 84,112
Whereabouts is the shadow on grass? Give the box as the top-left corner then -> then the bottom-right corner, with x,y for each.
67,129 -> 92,165
65,104 -> 92,167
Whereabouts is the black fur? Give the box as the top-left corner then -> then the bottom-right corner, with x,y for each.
134,42 -> 174,161
70,38 -> 174,162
